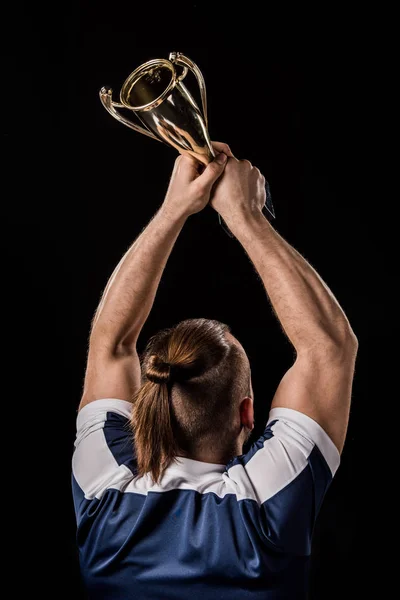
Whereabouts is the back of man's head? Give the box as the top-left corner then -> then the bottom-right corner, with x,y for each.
131,318 -> 251,484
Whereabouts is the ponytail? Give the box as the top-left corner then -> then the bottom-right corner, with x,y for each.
131,356 -> 178,484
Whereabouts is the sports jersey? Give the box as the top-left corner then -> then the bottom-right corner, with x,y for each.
72,398 -> 340,599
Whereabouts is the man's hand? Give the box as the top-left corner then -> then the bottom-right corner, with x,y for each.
162,142 -> 234,219
210,158 -> 267,226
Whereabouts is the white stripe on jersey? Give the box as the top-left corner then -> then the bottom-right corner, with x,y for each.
72,400 -> 340,502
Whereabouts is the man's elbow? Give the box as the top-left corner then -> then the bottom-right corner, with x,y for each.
347,327 -> 359,352
321,326 -> 358,361
335,320 -> 358,353
301,324 -> 358,362
89,327 -> 138,358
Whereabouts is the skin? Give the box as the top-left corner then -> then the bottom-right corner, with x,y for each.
177,331 -> 255,464
210,157 -> 358,453
81,144 -> 231,411
80,142 -> 358,463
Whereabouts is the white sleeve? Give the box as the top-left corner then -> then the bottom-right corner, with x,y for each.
72,399 -> 137,501
226,407 -> 340,554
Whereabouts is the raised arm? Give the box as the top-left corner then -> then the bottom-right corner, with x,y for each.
79,150 -> 229,411
211,158 -> 358,452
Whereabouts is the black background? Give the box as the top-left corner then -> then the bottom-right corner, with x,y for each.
11,2 -> 393,599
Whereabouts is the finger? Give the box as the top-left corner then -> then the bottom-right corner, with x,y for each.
240,159 -> 253,169
195,152 -> 228,193
211,141 -> 235,158
174,153 -> 200,182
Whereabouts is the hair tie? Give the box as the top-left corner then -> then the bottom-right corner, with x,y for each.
146,355 -> 172,384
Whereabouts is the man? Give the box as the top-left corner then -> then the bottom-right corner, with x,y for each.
72,142 -> 358,599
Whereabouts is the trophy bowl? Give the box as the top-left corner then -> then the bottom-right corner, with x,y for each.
100,52 -> 214,166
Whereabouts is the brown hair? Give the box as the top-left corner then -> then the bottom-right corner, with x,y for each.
130,318 -> 250,484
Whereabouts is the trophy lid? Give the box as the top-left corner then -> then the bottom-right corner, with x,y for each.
120,59 -> 176,112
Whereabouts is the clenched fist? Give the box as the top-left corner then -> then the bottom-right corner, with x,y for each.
162,142 -> 234,219
210,157 -> 266,227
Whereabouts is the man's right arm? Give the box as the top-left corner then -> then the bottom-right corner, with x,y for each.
211,158 -> 358,453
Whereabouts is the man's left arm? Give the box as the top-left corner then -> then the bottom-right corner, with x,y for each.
79,148 -> 229,411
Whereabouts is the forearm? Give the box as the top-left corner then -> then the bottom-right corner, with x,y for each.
91,206 -> 187,350
227,211 -> 356,355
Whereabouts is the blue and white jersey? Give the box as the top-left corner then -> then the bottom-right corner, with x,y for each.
72,399 -> 340,599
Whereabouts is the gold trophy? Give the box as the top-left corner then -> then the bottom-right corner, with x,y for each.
100,52 -> 274,232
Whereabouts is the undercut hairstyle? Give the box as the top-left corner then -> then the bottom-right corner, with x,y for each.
130,318 -> 251,484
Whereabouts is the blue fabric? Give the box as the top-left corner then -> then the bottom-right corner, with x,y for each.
226,420 -> 277,470
103,412 -> 138,475
72,411 -> 333,599
259,446 -> 332,555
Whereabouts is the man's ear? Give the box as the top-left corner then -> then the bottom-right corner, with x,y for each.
239,396 -> 254,430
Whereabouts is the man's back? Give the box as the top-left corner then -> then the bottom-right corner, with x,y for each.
72,399 -> 339,599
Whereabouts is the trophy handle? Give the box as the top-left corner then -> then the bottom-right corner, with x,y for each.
99,86 -> 161,141
169,52 -> 210,130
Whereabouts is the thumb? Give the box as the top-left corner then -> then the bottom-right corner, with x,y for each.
196,153 -> 228,191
